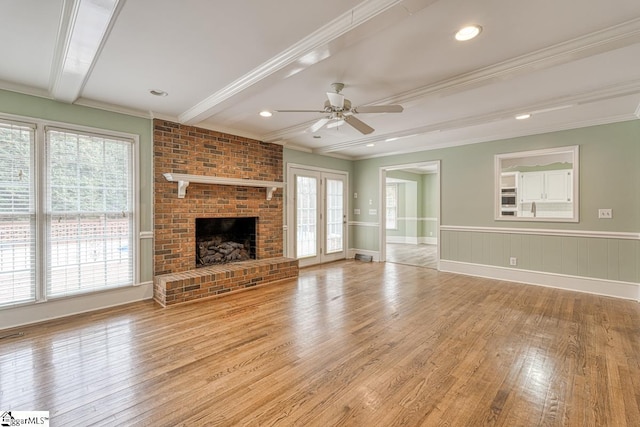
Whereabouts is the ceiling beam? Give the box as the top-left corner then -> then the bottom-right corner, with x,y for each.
50,0 -> 124,103
178,0 -> 413,125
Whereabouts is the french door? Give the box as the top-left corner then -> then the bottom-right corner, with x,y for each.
288,166 -> 347,267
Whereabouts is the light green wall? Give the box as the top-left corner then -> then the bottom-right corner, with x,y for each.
421,173 -> 438,239
285,121 -> 640,259
354,121 -> 640,232
0,89 -> 154,283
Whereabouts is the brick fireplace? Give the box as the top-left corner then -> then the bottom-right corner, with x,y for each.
153,119 -> 298,306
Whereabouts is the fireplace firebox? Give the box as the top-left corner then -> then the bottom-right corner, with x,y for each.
195,217 -> 257,267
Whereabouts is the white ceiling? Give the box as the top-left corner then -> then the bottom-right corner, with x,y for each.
2,0 -> 640,159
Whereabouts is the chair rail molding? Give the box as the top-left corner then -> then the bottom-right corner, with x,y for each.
440,225 -> 640,240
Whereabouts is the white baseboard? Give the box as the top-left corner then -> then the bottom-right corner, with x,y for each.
386,237 -> 437,245
419,237 -> 438,245
386,236 -> 419,244
348,249 -> 380,262
439,260 -> 640,301
1,282 -> 155,330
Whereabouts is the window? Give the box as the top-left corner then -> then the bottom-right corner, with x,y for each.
386,183 -> 398,230
0,121 -> 35,306
0,118 -> 136,308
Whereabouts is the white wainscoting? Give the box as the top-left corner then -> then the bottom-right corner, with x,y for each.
440,225 -> 640,301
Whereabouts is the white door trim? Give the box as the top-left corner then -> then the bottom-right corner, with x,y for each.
286,164 -> 349,267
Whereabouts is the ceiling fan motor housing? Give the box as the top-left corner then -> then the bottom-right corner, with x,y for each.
324,99 -> 351,112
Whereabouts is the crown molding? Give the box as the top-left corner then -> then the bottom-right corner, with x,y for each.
73,97 -> 154,119
0,81 -> 53,100
350,114 -> 638,160
283,143 -> 354,160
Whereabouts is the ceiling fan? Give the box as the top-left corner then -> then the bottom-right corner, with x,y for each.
275,83 -> 403,135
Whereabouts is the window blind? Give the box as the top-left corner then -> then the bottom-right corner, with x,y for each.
0,120 -> 36,306
45,128 -> 134,298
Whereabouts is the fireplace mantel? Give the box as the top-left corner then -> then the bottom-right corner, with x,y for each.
163,173 -> 284,199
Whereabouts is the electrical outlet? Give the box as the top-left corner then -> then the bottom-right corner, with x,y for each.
354,208 -> 360,215
509,257 -> 517,266
598,209 -> 612,219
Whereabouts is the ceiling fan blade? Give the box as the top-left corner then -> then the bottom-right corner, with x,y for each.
344,115 -> 374,135
326,92 -> 344,109
309,117 -> 331,133
353,105 -> 404,114
275,109 -> 326,113
326,119 -> 345,129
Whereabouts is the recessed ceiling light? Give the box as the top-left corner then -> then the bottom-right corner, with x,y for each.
366,143 -> 375,147
259,110 -> 273,117
515,113 -> 531,120
455,25 -> 482,41
150,89 -> 168,97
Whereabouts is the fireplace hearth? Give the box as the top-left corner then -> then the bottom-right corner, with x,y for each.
196,217 -> 257,267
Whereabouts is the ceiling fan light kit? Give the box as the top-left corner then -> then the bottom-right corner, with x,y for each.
275,82 -> 403,135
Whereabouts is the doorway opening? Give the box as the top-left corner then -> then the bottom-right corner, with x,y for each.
379,161 -> 440,269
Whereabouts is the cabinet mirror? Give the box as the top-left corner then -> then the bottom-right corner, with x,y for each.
495,145 -> 579,222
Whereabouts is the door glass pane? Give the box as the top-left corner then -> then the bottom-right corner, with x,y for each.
326,178 -> 343,253
296,176 -> 317,258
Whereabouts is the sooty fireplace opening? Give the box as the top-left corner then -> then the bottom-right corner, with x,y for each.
196,217 -> 257,267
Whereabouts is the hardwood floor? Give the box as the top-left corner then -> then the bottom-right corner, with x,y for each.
1,260 -> 640,426
386,243 -> 437,269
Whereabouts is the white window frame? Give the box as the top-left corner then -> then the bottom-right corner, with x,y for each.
0,113 -> 139,309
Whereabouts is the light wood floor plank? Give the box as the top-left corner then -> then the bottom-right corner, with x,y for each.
1,260 -> 639,426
